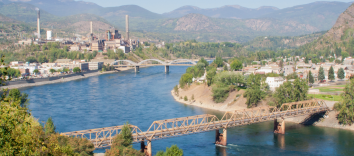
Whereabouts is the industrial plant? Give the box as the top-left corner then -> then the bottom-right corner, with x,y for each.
18,9 -> 138,54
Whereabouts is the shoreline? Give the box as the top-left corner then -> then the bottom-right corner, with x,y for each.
171,86 -> 354,131
1,68 -> 133,90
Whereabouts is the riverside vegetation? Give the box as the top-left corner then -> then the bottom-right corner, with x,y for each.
178,58 -> 313,108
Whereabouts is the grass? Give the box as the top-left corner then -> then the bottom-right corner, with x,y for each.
307,94 -> 342,101
314,85 -> 346,92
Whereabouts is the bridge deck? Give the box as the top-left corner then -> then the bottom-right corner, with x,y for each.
61,100 -> 329,149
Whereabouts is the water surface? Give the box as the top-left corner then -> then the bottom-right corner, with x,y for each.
22,66 -> 354,155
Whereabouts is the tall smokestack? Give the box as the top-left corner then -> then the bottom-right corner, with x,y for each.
90,21 -> 93,34
37,9 -> 40,39
126,15 -> 129,40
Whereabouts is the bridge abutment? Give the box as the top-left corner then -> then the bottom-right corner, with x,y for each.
274,118 -> 285,134
165,65 -> 169,73
135,66 -> 140,73
215,129 -> 227,146
140,141 -> 152,156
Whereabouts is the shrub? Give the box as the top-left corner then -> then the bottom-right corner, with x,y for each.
184,96 -> 188,101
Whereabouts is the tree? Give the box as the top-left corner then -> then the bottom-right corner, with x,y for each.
73,67 -> 81,73
179,73 -> 193,88
338,68 -> 345,80
63,68 -> 70,73
49,69 -> 56,74
184,96 -> 188,101
230,59 -> 243,71
279,59 -> 284,69
308,71 -> 314,84
334,79 -> 354,125
198,58 -> 209,66
213,57 -> 224,67
105,122 -> 143,156
223,65 -> 228,71
33,69 -> 39,75
318,66 -> 325,82
0,88 -> 76,155
45,117 -> 56,135
174,85 -> 179,96
273,78 -> 309,108
206,68 -> 217,86
244,74 -> 265,108
156,145 -> 183,156
328,66 -> 335,81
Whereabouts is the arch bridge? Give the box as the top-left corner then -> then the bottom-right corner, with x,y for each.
111,59 -> 200,73
61,100 -> 329,156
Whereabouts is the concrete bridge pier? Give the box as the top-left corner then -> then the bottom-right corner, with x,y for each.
165,65 -> 169,73
274,118 -> 285,134
135,66 -> 140,73
140,141 -> 152,156
215,129 -> 227,146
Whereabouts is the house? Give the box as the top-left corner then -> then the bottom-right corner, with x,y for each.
89,62 -> 104,70
266,77 -> 285,91
283,65 -> 294,76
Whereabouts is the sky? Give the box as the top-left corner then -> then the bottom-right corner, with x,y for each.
77,0 -> 353,14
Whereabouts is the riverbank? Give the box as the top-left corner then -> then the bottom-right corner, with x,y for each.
171,83 -> 267,111
171,84 -> 354,131
1,67 -> 133,89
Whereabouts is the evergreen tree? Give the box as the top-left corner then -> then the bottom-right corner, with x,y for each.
328,66 -> 335,81
223,65 -> 228,71
105,122 -> 143,156
121,122 -> 133,147
308,71 -> 314,84
45,117 -> 56,135
156,145 -> 183,156
334,79 -> 354,125
318,67 -> 325,82
279,59 -> 284,69
337,68 -> 345,80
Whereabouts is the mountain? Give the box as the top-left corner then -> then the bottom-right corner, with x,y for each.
0,2 -> 57,23
0,1 -> 352,42
261,1 -> 352,31
0,0 -> 102,16
310,3 -> 354,50
163,5 -> 279,19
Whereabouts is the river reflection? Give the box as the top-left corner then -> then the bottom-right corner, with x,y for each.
21,66 -> 354,155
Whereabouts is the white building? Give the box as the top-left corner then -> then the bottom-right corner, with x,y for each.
266,77 -> 285,91
47,30 -> 52,40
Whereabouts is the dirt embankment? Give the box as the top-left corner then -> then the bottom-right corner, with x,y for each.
171,83 -> 264,111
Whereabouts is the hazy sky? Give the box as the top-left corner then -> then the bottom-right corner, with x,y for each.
76,0 -> 353,14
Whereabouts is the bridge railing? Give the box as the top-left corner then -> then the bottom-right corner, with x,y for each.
144,114 -> 220,140
61,125 -> 147,148
220,99 -> 328,128
61,99 -> 329,148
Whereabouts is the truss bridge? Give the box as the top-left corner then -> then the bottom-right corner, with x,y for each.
61,100 -> 329,156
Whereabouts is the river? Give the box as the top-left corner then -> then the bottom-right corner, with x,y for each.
21,66 -> 354,156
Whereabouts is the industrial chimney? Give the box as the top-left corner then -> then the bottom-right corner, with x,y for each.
37,8 -> 40,39
90,21 -> 93,34
126,15 -> 129,41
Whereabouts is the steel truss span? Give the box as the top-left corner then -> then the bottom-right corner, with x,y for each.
61,100 -> 329,149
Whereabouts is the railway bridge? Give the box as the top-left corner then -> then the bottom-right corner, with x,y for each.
61,100 -> 329,156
